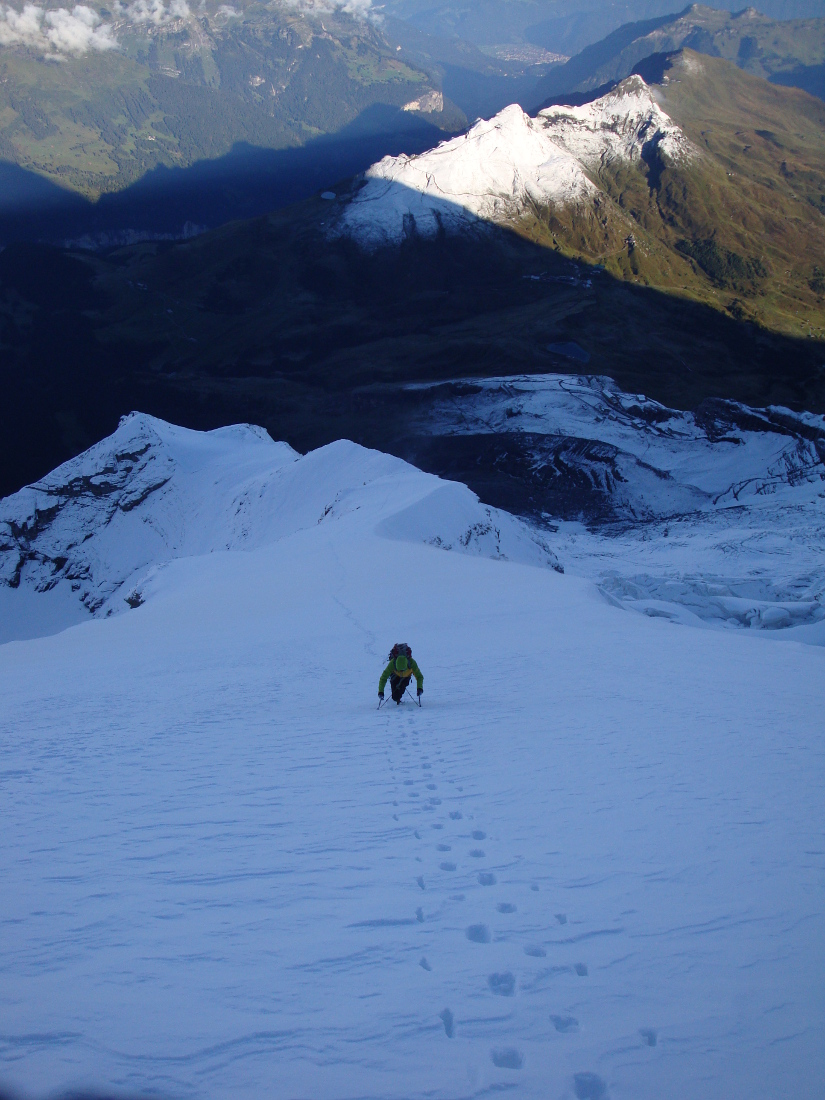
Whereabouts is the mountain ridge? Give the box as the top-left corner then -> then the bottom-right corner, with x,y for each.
334,77 -> 696,248
531,3 -> 825,106
330,54 -> 825,341
0,411 -> 560,628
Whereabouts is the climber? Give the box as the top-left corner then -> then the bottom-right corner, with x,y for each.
378,643 -> 423,705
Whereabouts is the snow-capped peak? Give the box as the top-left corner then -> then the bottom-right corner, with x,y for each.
0,412 -> 299,615
334,103 -> 595,248
537,75 -> 695,169
335,76 -> 694,248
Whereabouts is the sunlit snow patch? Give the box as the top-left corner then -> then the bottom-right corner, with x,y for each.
537,75 -> 695,170
335,104 -> 595,248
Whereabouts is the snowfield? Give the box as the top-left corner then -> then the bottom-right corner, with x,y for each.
1,415 -> 823,1100
335,77 -> 694,248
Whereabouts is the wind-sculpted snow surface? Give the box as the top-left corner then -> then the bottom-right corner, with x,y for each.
0,413 -> 559,642
0,420 -> 823,1100
412,374 -> 825,640
336,77 -> 693,247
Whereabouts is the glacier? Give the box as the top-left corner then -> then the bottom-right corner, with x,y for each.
0,412 -> 823,1100
404,373 -> 825,641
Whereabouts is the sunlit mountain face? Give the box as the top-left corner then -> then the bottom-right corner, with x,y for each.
0,0 -> 822,247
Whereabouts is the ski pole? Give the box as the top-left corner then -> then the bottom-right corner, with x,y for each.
403,684 -> 422,708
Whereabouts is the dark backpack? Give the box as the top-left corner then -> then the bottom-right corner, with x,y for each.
389,642 -> 412,662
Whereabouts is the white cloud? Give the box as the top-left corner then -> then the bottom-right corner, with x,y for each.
0,3 -> 43,47
0,2 -> 118,54
338,0 -> 373,14
0,0 -> 373,57
114,0 -> 190,24
279,0 -> 376,21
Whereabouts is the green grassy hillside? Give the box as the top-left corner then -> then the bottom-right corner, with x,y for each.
0,0 -> 459,202
511,52 -> 825,341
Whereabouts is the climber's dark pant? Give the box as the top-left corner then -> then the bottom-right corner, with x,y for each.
390,674 -> 412,702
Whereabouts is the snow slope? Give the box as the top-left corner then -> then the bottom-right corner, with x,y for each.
0,412 -> 559,643
1,416 -> 823,1100
0,414 -> 297,617
336,77 -> 693,247
410,373 -> 825,640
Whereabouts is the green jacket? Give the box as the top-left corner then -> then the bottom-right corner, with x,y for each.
379,658 -> 423,693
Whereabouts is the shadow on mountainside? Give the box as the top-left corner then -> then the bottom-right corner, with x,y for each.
0,104 -> 448,247
771,62 -> 825,101
1,182 -> 823,507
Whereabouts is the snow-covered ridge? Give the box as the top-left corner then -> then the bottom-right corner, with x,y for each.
335,76 -> 694,248
538,75 -> 694,170
5,385 -> 822,648
0,412 -> 560,637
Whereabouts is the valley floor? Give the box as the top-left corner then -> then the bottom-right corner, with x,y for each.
1,498 -> 823,1099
